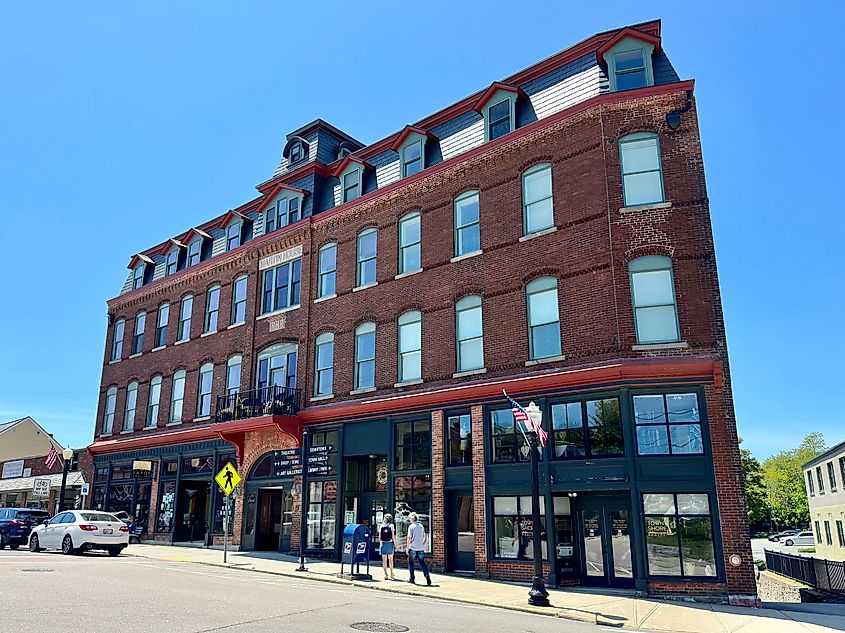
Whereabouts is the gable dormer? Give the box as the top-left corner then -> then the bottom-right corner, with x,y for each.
332,155 -> 370,204
128,253 -> 155,289
179,228 -> 212,267
598,28 -> 661,92
218,210 -> 253,251
472,82 -> 526,142
390,125 -> 435,178
258,183 -> 307,234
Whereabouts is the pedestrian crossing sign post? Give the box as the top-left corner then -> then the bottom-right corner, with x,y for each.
214,463 -> 241,563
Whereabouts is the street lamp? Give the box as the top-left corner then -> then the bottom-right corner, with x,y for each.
58,447 -> 74,512
296,428 -> 309,572
523,402 -> 550,607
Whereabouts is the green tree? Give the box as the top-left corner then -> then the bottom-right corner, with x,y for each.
740,438 -> 768,532
760,433 -> 826,529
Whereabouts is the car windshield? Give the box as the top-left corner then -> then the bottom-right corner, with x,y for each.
17,511 -> 49,522
79,512 -> 120,522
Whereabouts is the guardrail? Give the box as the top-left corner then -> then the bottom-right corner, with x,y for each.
765,550 -> 845,593
215,385 -> 301,423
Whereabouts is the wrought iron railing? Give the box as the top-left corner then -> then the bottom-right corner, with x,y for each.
215,385 -> 301,423
765,550 -> 845,593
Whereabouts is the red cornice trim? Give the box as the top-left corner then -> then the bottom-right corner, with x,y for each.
596,27 -> 661,62
330,154 -> 369,178
254,183 -> 308,214
176,228 -> 211,245
471,82 -> 524,113
127,253 -> 154,270
388,125 -> 435,152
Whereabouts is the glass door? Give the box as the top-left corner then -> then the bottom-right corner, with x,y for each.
447,491 -> 475,571
578,497 -> 634,588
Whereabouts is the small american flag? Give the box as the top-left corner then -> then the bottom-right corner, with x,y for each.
504,390 -> 548,448
45,447 -> 59,469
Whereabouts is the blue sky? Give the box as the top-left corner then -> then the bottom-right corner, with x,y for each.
0,2 -> 841,459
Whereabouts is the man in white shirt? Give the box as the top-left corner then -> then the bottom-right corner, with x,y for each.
405,512 -> 431,585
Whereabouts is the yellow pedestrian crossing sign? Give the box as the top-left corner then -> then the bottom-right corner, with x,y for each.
215,463 -> 241,496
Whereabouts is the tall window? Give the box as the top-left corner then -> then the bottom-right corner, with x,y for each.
317,243 -> 337,298
111,319 -> 125,361
231,276 -> 247,324
454,191 -> 480,257
197,363 -> 213,417
342,168 -> 360,203
256,343 -> 298,392
837,521 -> 845,548
307,480 -> 337,549
187,240 -> 201,267
398,311 -> 422,382
492,496 -> 548,560
103,387 -> 117,434
356,228 -> 377,287
402,139 -> 423,177
841,457 -> 845,489
155,303 -> 169,348
123,381 -> 138,432
398,212 -> 421,274
447,413 -> 472,466
643,493 -> 716,577
620,133 -> 664,206
526,277 -> 561,359
395,419 -> 431,470
825,521 -> 833,546
456,295 -> 484,372
314,333 -> 334,396
487,99 -> 511,140
828,462 -> 837,491
166,250 -> 179,276
132,312 -> 146,355
170,370 -> 186,422
226,222 -> 241,251
818,467 -> 825,494
226,356 -> 242,396
133,265 -> 145,289
522,164 -> 554,235
633,393 -> 703,455
177,295 -> 193,341
285,197 -> 300,225
146,376 -> 161,428
354,322 -> 376,390
614,49 -> 647,90
629,256 -> 679,345
261,259 -> 301,314
204,285 -> 220,333
808,470 -> 815,496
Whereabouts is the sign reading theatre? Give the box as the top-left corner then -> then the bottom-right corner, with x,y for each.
271,445 -> 334,478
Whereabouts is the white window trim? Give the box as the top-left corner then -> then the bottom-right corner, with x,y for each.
482,90 -> 517,142
602,38 -> 655,92
340,164 -> 363,204
398,133 -> 426,178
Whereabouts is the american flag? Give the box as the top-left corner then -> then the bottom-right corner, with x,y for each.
45,447 -> 58,469
504,390 -> 548,448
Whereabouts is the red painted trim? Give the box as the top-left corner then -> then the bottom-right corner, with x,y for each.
329,154 -> 369,178
254,162 -> 331,193
388,125 -> 435,152
127,253 -> 154,270
471,82 -> 524,114
596,27 -> 661,62
175,228 -> 211,246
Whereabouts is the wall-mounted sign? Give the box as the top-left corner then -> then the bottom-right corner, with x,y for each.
32,478 -> 50,498
259,244 -> 303,271
1,459 -> 24,479
268,315 -> 286,332
270,446 -> 334,478
22,468 -> 31,477
132,460 -> 152,478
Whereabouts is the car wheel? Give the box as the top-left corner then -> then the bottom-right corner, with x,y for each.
9,544 -> 19,550
785,539 -> 794,546
62,535 -> 75,555
29,535 -> 41,552
108,547 -> 121,557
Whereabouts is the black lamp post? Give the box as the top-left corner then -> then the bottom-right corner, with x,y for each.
296,428 -> 309,572
524,402 -> 550,607
58,448 -> 74,513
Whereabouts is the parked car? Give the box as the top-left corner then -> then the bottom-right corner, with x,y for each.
111,511 -> 130,522
29,510 -> 129,556
783,531 -> 815,547
768,529 -> 801,542
0,508 -> 51,550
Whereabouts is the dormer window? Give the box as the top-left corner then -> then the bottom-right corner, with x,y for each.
265,191 -> 304,233
614,49 -> 647,90
226,222 -> 241,251
166,249 -> 179,275
487,100 -> 511,140
343,168 -> 361,203
187,240 -> 201,266
598,29 -> 659,93
133,265 -> 145,289
391,126 -> 433,179
289,141 -> 304,164
129,255 -> 154,289
474,83 -> 521,143
402,140 -> 422,177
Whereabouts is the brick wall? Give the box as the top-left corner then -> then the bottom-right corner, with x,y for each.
488,560 -> 551,584
470,405 -> 488,577
430,410 -> 446,568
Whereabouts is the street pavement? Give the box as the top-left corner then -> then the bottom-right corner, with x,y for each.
751,537 -> 817,561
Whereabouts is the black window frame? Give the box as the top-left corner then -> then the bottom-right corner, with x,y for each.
632,392 -> 704,457
394,419 -> 432,471
490,407 -> 530,464
490,495 -> 547,561
828,461 -> 837,491
549,397 -> 624,461
155,303 -> 169,348
487,98 -> 511,140
446,411 -> 472,467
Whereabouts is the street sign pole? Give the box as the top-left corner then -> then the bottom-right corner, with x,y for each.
214,462 -> 241,566
223,498 -> 228,564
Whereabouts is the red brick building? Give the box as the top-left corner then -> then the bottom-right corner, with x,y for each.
87,20 -> 755,603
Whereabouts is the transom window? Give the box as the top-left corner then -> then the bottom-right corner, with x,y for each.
197,363 -> 213,417
526,277 -> 561,359
155,303 -> 169,348
398,311 -> 422,383
455,295 -> 484,372
629,256 -> 679,345
614,49 -> 647,91
487,99 -> 511,140
398,212 -> 421,274
146,376 -> 161,428
522,164 -> 554,235
123,381 -> 138,432
231,276 -> 247,324
447,413 -> 472,466
395,419 -> 431,470
317,243 -> 337,298
454,191 -> 480,257
170,370 -> 186,423
620,133 -> 664,207
402,140 -> 423,177
551,398 -> 624,459
354,322 -> 376,390
356,228 -> 377,287
633,393 -> 703,455
103,387 -> 117,434
177,295 -> 193,341
204,285 -> 220,333
314,333 -> 334,396
261,259 -> 302,314
132,312 -> 146,355
342,168 -> 361,203
111,319 -> 125,361
643,493 -> 716,578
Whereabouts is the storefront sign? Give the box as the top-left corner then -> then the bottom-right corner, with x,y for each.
1,459 -> 24,479
259,244 -> 303,271
32,478 -> 50,498
132,460 -> 152,478
270,446 -> 334,477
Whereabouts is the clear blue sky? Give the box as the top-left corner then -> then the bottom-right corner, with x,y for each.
0,2 -> 841,459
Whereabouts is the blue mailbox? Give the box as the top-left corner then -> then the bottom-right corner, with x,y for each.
339,523 -> 371,579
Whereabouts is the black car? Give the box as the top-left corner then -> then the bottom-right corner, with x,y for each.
0,508 -> 51,549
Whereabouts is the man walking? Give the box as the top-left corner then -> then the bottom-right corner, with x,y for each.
405,512 -> 431,585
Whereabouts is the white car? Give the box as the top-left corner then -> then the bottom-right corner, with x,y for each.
783,531 -> 815,547
29,510 -> 129,556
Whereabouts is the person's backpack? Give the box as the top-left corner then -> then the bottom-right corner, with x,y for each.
380,524 -> 393,542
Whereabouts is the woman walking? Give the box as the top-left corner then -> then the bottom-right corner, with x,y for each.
379,513 -> 396,580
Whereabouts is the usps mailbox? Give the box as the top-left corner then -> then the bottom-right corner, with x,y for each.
339,523 -> 371,579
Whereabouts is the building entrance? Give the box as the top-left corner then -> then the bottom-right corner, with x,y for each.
174,480 -> 210,543
342,454 -> 388,559
578,496 -> 634,588
255,487 -> 293,551
446,490 -> 475,572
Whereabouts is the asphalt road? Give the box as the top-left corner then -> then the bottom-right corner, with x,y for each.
750,537 -> 815,561
0,549 -> 614,633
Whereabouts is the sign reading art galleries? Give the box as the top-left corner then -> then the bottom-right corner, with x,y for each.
259,244 -> 303,271
271,446 -> 335,478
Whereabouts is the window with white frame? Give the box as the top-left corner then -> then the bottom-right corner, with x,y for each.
486,99 -> 512,141
231,275 -> 247,324
132,312 -> 146,355
455,295 -> 484,372
356,228 -> 377,287
354,322 -> 376,390
402,139 -> 423,177
266,197 -> 302,233
256,343 -> 297,391
177,295 -> 193,341
454,191 -> 480,257
123,381 -> 138,432
226,222 -> 241,251
204,285 -> 220,333
226,356 -> 242,396
614,49 -> 647,90
111,319 -> 125,361
155,303 -> 169,348
170,370 -> 186,422
314,333 -> 334,396
260,259 -> 301,314
526,277 -> 561,359
398,311 -> 422,382
342,168 -> 361,203
166,249 -> 179,276
620,133 -> 664,207
133,264 -> 146,289
103,387 -> 117,434
146,376 -> 162,428
522,164 -> 554,235
187,240 -> 201,267
629,256 -> 679,345
197,363 -> 213,417
317,243 -> 336,298
398,212 -> 421,274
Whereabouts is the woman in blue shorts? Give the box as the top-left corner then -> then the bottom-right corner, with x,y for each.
379,513 -> 396,580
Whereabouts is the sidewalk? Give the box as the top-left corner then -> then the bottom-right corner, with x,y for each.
128,543 -> 845,633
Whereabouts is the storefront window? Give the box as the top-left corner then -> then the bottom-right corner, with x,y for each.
551,398 -> 623,459
643,493 -> 716,577
111,464 -> 133,480
447,413 -> 472,466
95,466 -> 109,481
633,393 -> 703,455
135,483 -> 151,533
553,496 -> 575,576
587,398 -> 623,456
92,486 -> 106,511
492,495 -> 547,559
108,483 -> 133,516
162,459 -> 179,476
156,481 -> 177,532
395,420 -> 431,470
551,402 -> 585,459
309,430 -> 339,476
394,474 -> 432,552
490,408 -> 530,463
182,455 -> 214,475
307,480 -> 337,549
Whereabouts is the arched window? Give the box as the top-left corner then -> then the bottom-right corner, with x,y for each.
522,163 -> 554,235
628,256 -> 679,344
314,333 -> 335,396
103,387 -> 117,435
398,212 -> 421,274
454,191 -> 480,257
197,363 -> 214,417
146,376 -> 162,428
456,295 -> 484,372
356,228 -> 377,287
123,381 -> 138,432
354,322 -> 376,390
317,243 -> 337,298
170,370 -> 186,423
226,356 -> 242,396
619,133 -> 664,207
398,311 -> 422,382
526,277 -> 561,360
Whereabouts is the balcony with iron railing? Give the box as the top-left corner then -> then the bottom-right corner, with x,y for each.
215,385 -> 302,423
